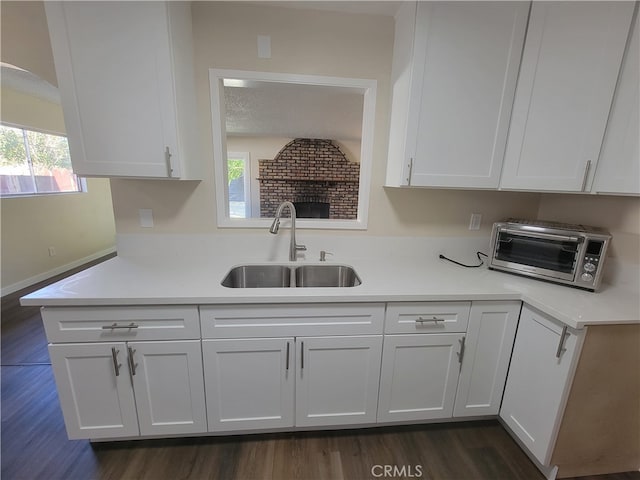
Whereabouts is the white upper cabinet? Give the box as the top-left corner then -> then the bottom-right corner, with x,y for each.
45,2 -> 201,179
386,2 -> 529,188
593,9 -> 640,196
500,2 -> 635,192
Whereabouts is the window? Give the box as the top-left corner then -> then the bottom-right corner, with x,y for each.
0,124 -> 84,196
227,151 -> 252,218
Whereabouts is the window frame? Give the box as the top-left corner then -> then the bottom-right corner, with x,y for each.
0,122 -> 87,198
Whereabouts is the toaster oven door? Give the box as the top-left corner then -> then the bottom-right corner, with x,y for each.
491,228 -> 582,281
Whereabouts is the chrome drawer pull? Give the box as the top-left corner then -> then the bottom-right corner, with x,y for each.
556,326 -> 569,358
415,316 -> 444,324
111,347 -> 121,377
127,346 -> 137,376
102,322 -> 139,330
286,342 -> 290,371
457,337 -> 466,365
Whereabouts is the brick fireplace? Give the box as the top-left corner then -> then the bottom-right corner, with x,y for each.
258,139 -> 360,219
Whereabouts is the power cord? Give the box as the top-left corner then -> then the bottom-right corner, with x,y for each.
438,251 -> 488,268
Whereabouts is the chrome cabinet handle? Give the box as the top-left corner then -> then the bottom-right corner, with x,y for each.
406,158 -> 414,186
301,341 -> 304,370
415,316 -> 444,324
102,322 -> 139,330
581,160 -> 592,191
457,337 -> 466,365
111,347 -> 121,377
127,346 -> 137,376
165,146 -> 173,178
286,342 -> 290,371
556,326 -> 569,358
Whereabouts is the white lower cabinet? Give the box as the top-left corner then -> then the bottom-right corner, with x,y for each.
203,335 -> 383,432
378,300 -> 521,423
200,303 -> 385,432
296,335 -> 382,427
377,333 -> 464,422
49,340 -> 206,439
47,298 -> 591,459
130,340 -> 207,436
453,301 -> 521,417
49,342 -> 139,439
202,338 -> 295,431
499,304 -> 584,467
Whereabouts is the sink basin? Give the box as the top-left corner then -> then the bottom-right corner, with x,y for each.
221,265 -> 292,288
221,264 -> 361,288
295,265 -> 361,288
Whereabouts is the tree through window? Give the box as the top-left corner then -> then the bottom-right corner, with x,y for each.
0,124 -> 84,196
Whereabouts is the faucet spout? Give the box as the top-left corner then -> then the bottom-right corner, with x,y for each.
270,201 -> 306,261
269,217 -> 280,234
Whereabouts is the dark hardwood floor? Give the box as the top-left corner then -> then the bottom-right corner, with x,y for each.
2,257 -> 639,480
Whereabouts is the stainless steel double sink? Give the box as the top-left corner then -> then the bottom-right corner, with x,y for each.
221,264 -> 361,288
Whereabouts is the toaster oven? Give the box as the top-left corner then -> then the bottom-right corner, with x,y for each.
489,219 -> 611,291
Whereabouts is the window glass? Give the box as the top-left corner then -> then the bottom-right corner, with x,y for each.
227,152 -> 251,218
0,124 -> 83,196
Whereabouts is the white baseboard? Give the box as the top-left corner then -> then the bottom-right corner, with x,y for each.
1,246 -> 117,297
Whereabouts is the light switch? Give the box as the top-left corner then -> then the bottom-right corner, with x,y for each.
139,209 -> 154,228
257,35 -> 271,58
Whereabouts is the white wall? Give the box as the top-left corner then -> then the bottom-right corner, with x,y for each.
11,2 -> 635,271
109,2 -> 542,239
537,194 -> 640,263
0,3 -> 116,294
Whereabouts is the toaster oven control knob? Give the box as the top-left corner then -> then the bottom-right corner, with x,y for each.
584,262 -> 596,273
581,273 -> 594,282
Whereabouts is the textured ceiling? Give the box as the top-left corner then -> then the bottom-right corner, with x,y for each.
224,81 -> 365,141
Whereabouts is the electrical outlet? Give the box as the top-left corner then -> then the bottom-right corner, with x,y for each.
469,213 -> 482,231
48,246 -> 56,257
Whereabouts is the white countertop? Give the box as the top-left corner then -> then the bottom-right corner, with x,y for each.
20,234 -> 640,329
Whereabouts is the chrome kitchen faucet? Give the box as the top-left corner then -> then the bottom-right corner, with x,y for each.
269,201 -> 306,261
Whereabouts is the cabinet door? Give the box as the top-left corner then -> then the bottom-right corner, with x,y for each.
500,305 -> 584,466
402,2 -> 528,188
377,334 -> 464,423
129,340 -> 206,436
296,336 -> 382,427
45,1 -> 181,178
593,10 -> 640,195
453,301 -> 520,417
501,2 -> 634,192
48,342 -> 139,440
202,338 -> 294,432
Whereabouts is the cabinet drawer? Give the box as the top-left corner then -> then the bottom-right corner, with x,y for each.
200,303 -> 385,338
385,302 -> 470,333
42,306 -> 200,343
